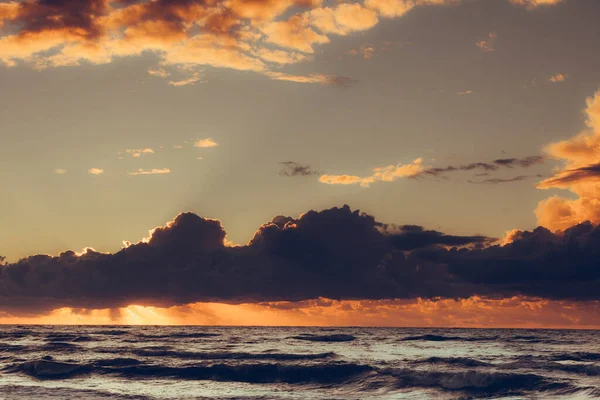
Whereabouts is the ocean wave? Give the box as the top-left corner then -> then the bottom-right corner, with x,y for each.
45,335 -> 94,343
0,344 -> 30,353
551,352 -> 600,362
95,330 -> 130,336
400,334 -> 497,342
11,360 -> 91,379
415,356 -> 491,367
290,334 -> 356,342
140,332 -> 221,339
501,360 -> 600,377
93,358 -> 143,367
10,359 -> 372,383
380,368 -> 567,394
131,349 -> 336,361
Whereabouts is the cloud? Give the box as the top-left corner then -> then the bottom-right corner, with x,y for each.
548,73 -> 566,83
535,89 -> 600,231
125,148 -> 154,158
261,14 -> 330,53
279,161 -> 320,177
456,90 -> 473,95
416,156 -> 545,178
320,158 -> 425,187
494,156 -> 546,168
194,138 -> 218,148
308,3 -> 378,36
54,168 -> 67,175
169,69 -> 204,86
88,168 -> 104,175
147,67 -> 170,78
4,204 -> 600,316
318,174 -> 362,185
318,156 -> 545,187
0,1 -> 556,82
348,45 -> 375,59
476,32 -> 497,53
468,175 -> 529,184
128,168 -> 171,176
509,0 -> 564,9
264,71 -> 356,86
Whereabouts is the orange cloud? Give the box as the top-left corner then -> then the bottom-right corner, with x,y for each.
549,73 -> 566,83
0,0 -> 561,80
265,71 -> 354,85
320,158 -> 426,187
128,168 -> 171,176
318,174 -> 362,185
348,45 -> 375,59
168,69 -> 204,86
88,167 -> 104,175
535,89 -> 600,230
261,14 -> 329,53
476,32 -> 497,52
509,0 -> 564,9
194,138 -> 219,148
126,148 -> 154,157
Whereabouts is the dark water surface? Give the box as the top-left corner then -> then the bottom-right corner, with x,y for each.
0,326 -> 599,399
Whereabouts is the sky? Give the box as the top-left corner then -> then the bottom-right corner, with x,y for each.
1,0 -> 600,327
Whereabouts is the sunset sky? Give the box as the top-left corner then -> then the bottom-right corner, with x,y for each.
1,0 -> 599,327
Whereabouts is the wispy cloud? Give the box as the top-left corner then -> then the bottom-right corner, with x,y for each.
128,168 -> 171,176
416,156 -> 545,178
125,148 -> 154,158
279,162 -> 320,177
88,168 -> 104,175
549,73 -> 567,83
476,32 -> 498,53
265,72 -> 356,86
53,168 -> 66,175
320,158 -> 425,187
469,175 -> 530,184
148,68 -> 170,78
457,90 -> 473,95
348,45 -> 375,59
194,138 -> 218,148
509,0 -> 564,9
169,70 -> 204,87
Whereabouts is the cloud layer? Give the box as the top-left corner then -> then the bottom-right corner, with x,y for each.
0,0 -> 561,83
2,205 -> 599,316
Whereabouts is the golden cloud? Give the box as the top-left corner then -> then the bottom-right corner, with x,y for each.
194,138 -> 219,148
128,168 -> 171,176
320,158 -> 426,187
535,89 -> 600,230
88,167 -> 104,175
0,1 -> 556,82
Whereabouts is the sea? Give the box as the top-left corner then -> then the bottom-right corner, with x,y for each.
0,326 -> 599,399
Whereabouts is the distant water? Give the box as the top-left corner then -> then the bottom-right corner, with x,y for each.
1,326 -> 599,399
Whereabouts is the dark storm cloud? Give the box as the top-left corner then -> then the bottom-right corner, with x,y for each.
279,162 -> 320,177
415,155 -> 545,179
1,205 -> 599,316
